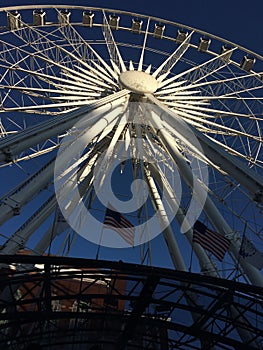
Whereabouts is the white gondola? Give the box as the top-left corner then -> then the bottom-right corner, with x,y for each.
82,11 -> 94,27
198,37 -> 211,52
7,11 -> 21,30
154,23 -> 165,39
58,9 -> 71,26
240,55 -> 256,71
33,9 -> 46,26
176,29 -> 188,44
109,14 -> 120,30
131,18 -> 142,34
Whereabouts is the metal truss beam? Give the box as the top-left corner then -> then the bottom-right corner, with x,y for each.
147,94 -> 263,204
0,157 -> 55,225
0,256 -> 261,349
0,90 -> 129,163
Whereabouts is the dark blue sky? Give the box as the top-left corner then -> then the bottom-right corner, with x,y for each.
4,0 -> 263,55
1,0 -> 262,268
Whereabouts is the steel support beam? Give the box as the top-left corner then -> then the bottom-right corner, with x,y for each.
147,94 -> 263,204
149,110 -> 263,287
0,90 -> 129,163
0,157 -> 55,225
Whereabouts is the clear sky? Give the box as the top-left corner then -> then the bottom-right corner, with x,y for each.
0,0 -> 262,271
3,0 -> 263,55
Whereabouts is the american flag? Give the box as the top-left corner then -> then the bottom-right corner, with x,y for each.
104,208 -> 135,246
193,220 -> 230,261
239,236 -> 263,270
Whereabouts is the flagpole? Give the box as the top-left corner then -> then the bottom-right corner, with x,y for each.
47,206 -> 59,256
235,223 -> 247,281
189,240 -> 194,272
96,210 -> 106,260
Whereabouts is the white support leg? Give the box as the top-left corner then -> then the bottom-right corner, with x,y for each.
1,195 -> 57,255
148,162 -> 219,277
147,94 -> 263,203
0,157 -> 55,225
144,169 -> 187,271
149,111 -> 263,287
0,90 -> 129,163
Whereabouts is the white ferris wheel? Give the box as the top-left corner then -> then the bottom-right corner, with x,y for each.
0,5 -> 262,288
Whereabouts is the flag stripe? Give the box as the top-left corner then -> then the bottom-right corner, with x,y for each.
194,228 -> 229,252
104,218 -> 135,237
193,235 -> 228,260
104,208 -> 135,245
104,217 -> 134,231
193,221 -> 230,261
104,221 -> 134,245
104,216 -> 134,231
105,226 -> 134,245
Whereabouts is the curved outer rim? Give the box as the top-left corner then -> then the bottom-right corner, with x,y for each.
0,5 -> 262,291
0,4 -> 262,63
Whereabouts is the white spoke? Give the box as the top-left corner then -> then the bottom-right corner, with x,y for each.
110,59 -> 121,75
164,101 -> 252,119
145,64 -> 152,74
158,47 -> 237,89
154,80 -> 188,95
1,65 -> 106,91
6,13 -> 119,90
4,99 -> 98,111
168,108 -> 261,141
158,90 -> 201,97
156,94 -> 263,101
0,6 -> 262,302
102,10 -> 126,73
129,60 -> 135,71
166,71 -> 262,92
60,70 -> 113,90
2,85 -> 101,97
138,17 -> 150,71
55,13 -> 119,81
205,135 -> 258,163
74,64 -> 118,88
28,53 -> 114,90
152,31 -> 193,79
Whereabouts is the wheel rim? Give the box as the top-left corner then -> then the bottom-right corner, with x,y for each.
0,5 -> 262,286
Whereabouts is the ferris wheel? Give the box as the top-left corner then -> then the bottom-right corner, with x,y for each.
0,5 -> 262,289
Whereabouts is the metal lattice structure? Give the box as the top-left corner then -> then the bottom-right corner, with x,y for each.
0,5 -> 262,349
0,255 -> 263,349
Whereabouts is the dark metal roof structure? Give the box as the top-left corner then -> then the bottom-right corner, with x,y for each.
0,255 -> 262,349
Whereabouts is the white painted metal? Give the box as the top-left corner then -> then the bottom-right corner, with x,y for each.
152,31 -> 193,78
119,71 -> 158,94
0,5 -> 261,292
0,158 -> 55,225
0,90 -> 129,162
148,162 -> 219,277
147,94 -> 263,203
145,169 -> 187,271
138,17 -> 150,72
102,10 -> 127,73
149,110 -> 263,286
1,195 -> 57,254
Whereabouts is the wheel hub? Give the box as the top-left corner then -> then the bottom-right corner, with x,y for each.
119,71 -> 158,94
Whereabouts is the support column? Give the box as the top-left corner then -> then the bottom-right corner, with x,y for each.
149,110 -> 263,286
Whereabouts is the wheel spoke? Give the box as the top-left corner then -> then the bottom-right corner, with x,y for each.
158,47 -> 237,89
102,10 -> 127,73
0,6 -> 262,299
152,31 -> 193,79
138,17 -> 150,71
